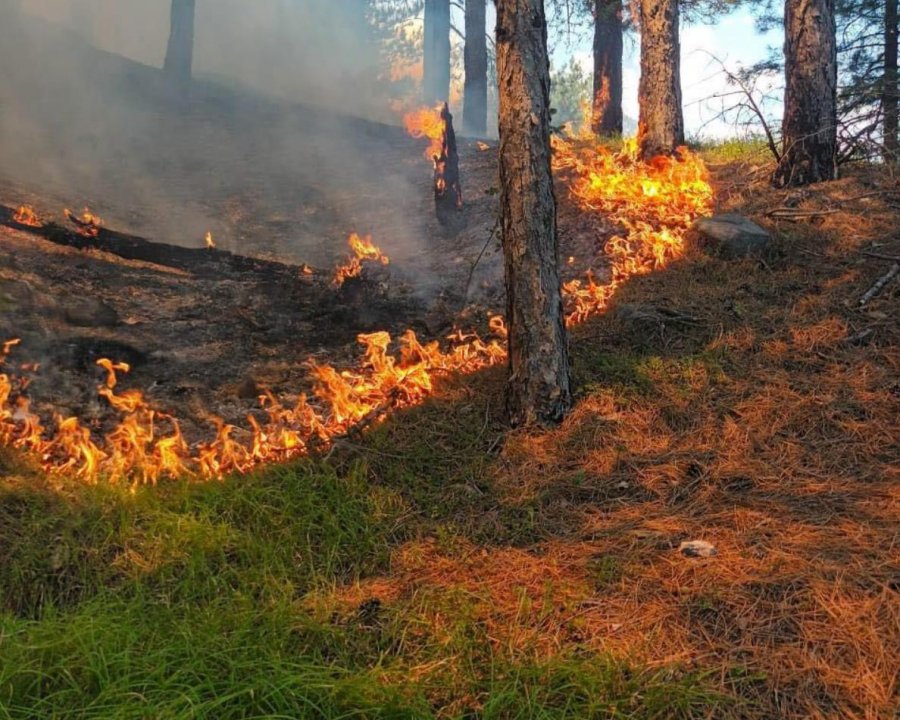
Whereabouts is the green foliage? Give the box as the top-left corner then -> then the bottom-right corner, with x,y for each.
551,57 -> 592,133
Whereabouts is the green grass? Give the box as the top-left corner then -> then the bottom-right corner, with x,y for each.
692,136 -> 774,164
0,386 -> 732,719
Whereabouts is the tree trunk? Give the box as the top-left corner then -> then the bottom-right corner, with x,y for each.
592,0 -> 624,136
637,0 -> 683,158
423,0 -> 451,104
463,0 -> 488,136
163,0 -> 195,86
773,0 -> 837,187
885,0 -> 899,161
496,0 -> 572,427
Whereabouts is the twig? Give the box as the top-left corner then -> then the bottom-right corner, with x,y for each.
767,208 -> 841,219
862,251 -> 900,262
462,216 -> 500,306
859,263 -> 900,307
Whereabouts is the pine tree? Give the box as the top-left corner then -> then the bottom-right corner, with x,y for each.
496,0 -> 573,426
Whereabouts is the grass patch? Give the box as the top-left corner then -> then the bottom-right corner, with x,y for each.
0,461 -> 403,618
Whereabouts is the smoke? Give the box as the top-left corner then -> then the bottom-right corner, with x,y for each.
0,0 -> 431,269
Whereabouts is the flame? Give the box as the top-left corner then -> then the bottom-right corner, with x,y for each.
13,205 -> 42,227
404,105 -> 446,161
205,231 -> 215,249
552,135 -> 713,324
0,135 -> 713,485
64,207 -> 103,237
332,233 -> 389,287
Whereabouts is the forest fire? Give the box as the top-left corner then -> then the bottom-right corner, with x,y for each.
0,142 -> 711,484
332,233 -> 390,287
13,204 -> 41,227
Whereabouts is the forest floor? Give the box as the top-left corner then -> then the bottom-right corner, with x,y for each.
1,142 -> 898,719
1,16 -> 898,718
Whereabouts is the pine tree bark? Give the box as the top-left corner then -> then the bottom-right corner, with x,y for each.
496,0 -> 572,427
773,0 -> 837,187
164,0 -> 195,86
637,0 -> 684,158
592,0 -> 624,136
463,0 -> 488,136
423,0 -> 451,104
884,0 -> 899,161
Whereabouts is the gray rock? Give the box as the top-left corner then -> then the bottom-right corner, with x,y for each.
63,297 -> 119,328
679,540 -> 718,558
694,213 -> 771,259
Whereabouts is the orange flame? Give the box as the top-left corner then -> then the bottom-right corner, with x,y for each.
13,205 -> 42,227
552,135 -> 713,324
205,231 -> 215,249
403,105 -> 445,161
0,137 -> 713,485
332,233 -> 389,287
64,207 -> 103,237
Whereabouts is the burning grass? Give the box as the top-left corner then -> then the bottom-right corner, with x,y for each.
0,133 -> 712,485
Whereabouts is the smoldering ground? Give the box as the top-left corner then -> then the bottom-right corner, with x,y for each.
0,0 -> 449,273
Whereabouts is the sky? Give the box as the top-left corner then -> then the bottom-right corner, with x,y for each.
563,8 -> 783,139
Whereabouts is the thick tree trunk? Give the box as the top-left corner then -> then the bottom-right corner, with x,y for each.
423,0 -> 451,104
163,0 -> 195,86
496,0 -> 572,427
773,0 -> 837,187
885,0 -> 899,161
592,0 -> 624,136
637,0 -> 684,158
463,0 -> 488,136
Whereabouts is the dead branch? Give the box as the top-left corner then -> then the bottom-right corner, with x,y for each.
862,251 -> 900,262
859,263 -> 900,307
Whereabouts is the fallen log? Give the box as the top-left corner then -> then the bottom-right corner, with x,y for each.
0,204 -> 317,281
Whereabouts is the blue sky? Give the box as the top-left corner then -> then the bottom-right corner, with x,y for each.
558,8 -> 783,138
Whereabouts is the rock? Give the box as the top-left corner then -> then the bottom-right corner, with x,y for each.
63,297 -> 119,328
694,214 -> 771,259
679,540 -> 718,558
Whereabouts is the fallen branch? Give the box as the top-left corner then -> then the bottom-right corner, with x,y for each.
862,251 -> 900,262
1,204 -> 316,281
859,263 -> 900,307
767,208 -> 842,219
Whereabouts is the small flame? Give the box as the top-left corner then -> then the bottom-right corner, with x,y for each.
332,233 -> 390,287
64,208 -> 103,237
205,231 -> 215,249
13,205 -> 42,227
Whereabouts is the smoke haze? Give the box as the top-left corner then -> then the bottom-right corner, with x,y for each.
0,0 -> 434,269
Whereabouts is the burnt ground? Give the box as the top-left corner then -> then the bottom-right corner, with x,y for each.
0,10 -> 514,440
0,9 -> 620,444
